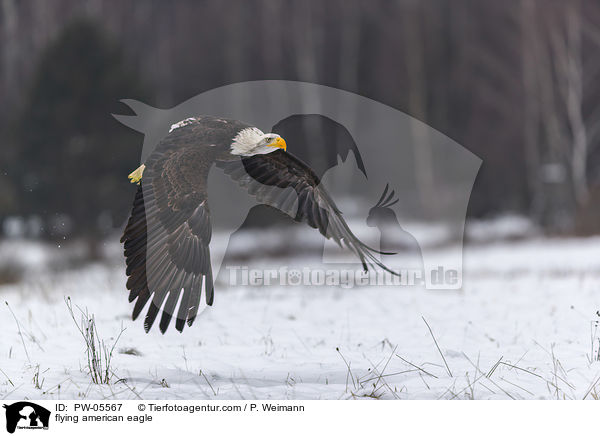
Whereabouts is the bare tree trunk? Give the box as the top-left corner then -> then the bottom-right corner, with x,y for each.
520,0 -> 543,219
562,2 -> 588,204
1,0 -> 18,118
543,1 -> 588,208
336,0 -> 362,189
402,3 -> 436,219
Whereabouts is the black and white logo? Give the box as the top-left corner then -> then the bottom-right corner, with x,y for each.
3,402 -> 50,434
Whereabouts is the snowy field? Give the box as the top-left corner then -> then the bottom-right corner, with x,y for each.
2,224 -> 600,400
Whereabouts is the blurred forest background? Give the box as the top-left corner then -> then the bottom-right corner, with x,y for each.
2,0 -> 600,245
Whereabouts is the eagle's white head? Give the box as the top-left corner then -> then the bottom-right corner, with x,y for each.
230,127 -> 287,156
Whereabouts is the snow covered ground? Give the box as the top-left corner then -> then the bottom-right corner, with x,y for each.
2,227 -> 600,400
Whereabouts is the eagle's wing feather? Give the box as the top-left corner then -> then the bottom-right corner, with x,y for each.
218,150 -> 396,274
121,142 -> 214,333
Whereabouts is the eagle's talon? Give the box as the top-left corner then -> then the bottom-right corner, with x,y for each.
127,164 -> 145,185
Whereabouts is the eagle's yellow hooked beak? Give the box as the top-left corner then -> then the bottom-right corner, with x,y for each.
268,136 -> 287,151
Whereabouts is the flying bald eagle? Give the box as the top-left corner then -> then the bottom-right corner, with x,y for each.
122,116 -> 395,333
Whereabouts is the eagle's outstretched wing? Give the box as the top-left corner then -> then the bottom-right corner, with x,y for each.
121,142 -> 214,334
217,150 -> 395,274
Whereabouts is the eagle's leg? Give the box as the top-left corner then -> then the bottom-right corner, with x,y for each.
128,164 -> 145,185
